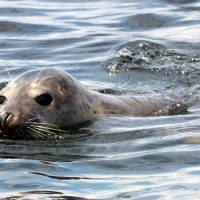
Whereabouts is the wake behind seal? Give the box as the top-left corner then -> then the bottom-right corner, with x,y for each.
0,68 -> 187,139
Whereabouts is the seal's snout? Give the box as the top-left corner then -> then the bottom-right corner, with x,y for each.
0,112 -> 13,130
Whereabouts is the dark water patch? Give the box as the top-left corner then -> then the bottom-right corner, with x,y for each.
0,7 -> 23,15
124,13 -> 176,30
1,49 -> 51,60
0,39 -> 29,49
34,37 -> 89,48
2,190 -> 90,200
0,21 -> 71,35
3,192 -> 90,200
163,0 -> 198,4
0,141 -> 96,162
0,7 -> 56,16
178,5 -> 200,11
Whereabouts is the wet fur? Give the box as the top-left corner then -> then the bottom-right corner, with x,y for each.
0,68 -> 187,139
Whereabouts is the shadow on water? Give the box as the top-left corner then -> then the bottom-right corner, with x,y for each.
124,13 -> 177,30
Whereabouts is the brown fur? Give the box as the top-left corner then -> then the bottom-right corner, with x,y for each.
0,68 -> 187,139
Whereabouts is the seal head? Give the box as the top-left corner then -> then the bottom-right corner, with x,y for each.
0,68 -> 95,139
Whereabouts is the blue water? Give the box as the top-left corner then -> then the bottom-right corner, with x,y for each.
1,0 -> 200,199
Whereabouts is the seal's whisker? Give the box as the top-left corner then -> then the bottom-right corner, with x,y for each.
32,67 -> 46,86
4,66 -> 13,80
28,130 -> 44,139
37,75 -> 57,85
30,126 -> 61,137
28,117 -> 41,122
26,127 -> 43,139
32,127 -> 57,136
26,129 -> 37,139
26,123 -> 59,136
32,125 -> 68,133
26,121 -> 60,129
27,127 -> 47,139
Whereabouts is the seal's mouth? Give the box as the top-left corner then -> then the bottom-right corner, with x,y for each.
0,122 -> 67,140
0,112 -> 68,140
0,124 -> 35,140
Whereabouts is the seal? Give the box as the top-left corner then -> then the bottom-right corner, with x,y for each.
0,68 -> 187,139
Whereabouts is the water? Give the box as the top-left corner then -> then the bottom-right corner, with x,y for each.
1,0 -> 200,199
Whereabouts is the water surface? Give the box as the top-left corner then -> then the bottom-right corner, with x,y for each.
1,0 -> 200,199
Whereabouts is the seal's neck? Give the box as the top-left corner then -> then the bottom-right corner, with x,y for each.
87,90 -> 173,117
90,92 -> 136,115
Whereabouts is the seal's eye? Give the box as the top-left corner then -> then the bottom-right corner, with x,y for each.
35,93 -> 53,106
0,95 -> 6,104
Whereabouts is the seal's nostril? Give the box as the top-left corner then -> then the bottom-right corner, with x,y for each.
0,112 -> 13,130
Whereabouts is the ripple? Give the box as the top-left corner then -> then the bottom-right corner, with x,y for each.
0,21 -> 68,35
178,6 -> 200,11
125,13 -> 176,30
164,0 -> 197,4
1,0 -> 200,199
0,7 -> 51,16
105,40 -> 167,73
105,40 -> 200,82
